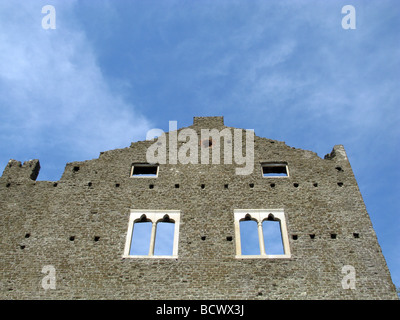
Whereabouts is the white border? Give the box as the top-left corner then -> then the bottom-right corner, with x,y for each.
123,210 -> 180,259
234,209 -> 291,259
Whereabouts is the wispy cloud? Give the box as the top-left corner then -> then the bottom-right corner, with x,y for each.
0,1 -> 152,180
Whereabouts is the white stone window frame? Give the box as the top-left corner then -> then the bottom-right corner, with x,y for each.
130,163 -> 159,178
123,210 -> 180,259
260,162 -> 290,178
234,209 -> 291,259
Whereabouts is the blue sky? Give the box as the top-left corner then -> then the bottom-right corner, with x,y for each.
0,1 -> 399,290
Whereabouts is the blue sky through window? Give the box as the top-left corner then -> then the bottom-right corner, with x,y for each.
262,172 -> 288,177
263,220 -> 284,255
130,221 -> 152,256
154,222 -> 175,256
240,220 -> 260,255
129,220 -> 175,256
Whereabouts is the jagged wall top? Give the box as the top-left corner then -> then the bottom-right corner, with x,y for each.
1,159 -> 40,182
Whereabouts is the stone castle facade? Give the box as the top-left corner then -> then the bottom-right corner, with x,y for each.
0,116 -> 397,299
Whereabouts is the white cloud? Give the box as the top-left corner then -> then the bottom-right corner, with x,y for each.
0,1 -> 152,179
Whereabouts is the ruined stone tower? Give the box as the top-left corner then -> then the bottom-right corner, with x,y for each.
0,116 -> 397,299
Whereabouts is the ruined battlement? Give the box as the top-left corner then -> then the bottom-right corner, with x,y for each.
193,116 -> 225,128
1,159 -> 40,183
324,144 -> 348,161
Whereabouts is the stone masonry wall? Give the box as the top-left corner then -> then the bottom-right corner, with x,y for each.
0,116 -> 397,299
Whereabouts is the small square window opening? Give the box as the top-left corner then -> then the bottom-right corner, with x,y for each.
131,164 -> 159,178
261,163 -> 289,177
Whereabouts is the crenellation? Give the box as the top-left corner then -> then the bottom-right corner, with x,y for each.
324,144 -> 348,161
1,159 -> 41,182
